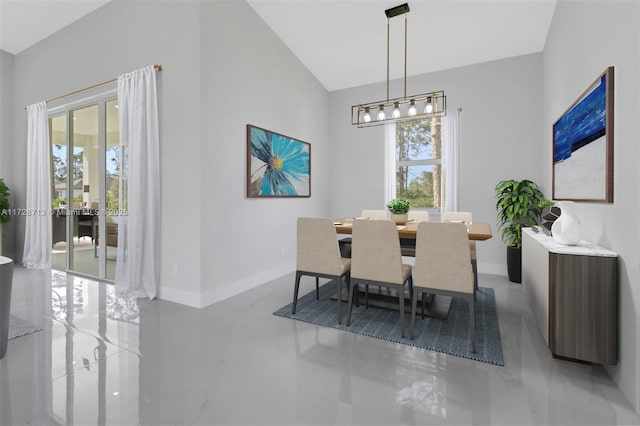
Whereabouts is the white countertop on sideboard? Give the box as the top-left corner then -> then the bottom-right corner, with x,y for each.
523,228 -> 618,257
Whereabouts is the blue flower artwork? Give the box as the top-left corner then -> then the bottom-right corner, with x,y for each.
247,125 -> 310,197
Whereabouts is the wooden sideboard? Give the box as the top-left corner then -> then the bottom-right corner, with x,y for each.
522,228 -> 618,364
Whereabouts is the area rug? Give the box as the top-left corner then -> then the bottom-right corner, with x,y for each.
274,281 -> 504,366
8,315 -> 42,340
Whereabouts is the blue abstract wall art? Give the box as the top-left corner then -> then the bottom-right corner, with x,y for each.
552,67 -> 614,202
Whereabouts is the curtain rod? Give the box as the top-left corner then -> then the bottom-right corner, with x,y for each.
25,64 -> 163,109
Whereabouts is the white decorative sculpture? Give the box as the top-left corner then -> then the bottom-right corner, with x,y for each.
551,201 -> 582,245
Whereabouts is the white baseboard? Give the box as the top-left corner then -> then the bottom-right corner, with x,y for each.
200,261 -> 296,308
478,261 -> 507,277
157,285 -> 203,308
159,260 -> 507,308
157,262 -> 296,308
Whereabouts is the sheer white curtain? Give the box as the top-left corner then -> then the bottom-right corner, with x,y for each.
442,107 -> 460,213
115,66 -> 160,299
384,123 -> 396,204
23,101 -> 52,269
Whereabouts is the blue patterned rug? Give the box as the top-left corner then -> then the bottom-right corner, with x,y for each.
273,281 -> 504,366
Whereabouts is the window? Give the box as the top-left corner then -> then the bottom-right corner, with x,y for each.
390,117 -> 443,209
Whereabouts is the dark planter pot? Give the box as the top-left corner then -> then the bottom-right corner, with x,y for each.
506,246 -> 522,283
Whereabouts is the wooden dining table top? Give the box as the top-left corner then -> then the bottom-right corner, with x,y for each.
333,219 -> 493,241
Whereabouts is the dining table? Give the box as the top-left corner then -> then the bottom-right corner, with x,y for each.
333,218 -> 492,241
332,218 -> 493,319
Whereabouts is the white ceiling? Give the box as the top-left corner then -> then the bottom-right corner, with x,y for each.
0,0 -> 557,92
0,0 -> 111,55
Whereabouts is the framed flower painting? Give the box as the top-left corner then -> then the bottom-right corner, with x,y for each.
246,125 -> 310,198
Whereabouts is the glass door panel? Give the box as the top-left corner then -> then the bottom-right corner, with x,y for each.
50,98 -> 118,281
69,105 -> 99,276
50,114 -> 68,270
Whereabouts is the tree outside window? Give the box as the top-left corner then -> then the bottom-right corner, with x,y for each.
395,118 -> 442,208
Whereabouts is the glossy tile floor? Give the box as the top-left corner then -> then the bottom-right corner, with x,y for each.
2,268 -> 639,426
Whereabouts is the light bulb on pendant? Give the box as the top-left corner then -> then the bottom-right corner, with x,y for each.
363,107 -> 371,123
377,105 -> 385,121
393,102 -> 401,118
424,97 -> 433,114
408,100 -> 417,116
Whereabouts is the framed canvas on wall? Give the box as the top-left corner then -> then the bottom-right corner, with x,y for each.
552,67 -> 614,203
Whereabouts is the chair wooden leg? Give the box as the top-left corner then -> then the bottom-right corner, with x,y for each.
337,275 -> 343,325
468,294 -> 477,353
410,290 -> 419,339
472,259 -> 478,300
346,273 -> 358,308
398,284 -> 406,338
315,276 -> 320,300
365,284 -> 369,309
352,275 -> 359,308
292,271 -> 303,315
347,282 -> 357,326
421,293 -> 426,319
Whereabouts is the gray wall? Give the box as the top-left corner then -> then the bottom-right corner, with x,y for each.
9,0 -> 329,307
543,0 -> 640,412
198,1 -> 330,305
0,50 -> 15,258
328,53 -> 545,275
12,1 -> 203,304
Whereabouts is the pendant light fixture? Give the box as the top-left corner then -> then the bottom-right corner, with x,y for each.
351,3 -> 446,128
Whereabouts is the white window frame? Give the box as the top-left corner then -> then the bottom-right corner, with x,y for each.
385,118 -> 445,221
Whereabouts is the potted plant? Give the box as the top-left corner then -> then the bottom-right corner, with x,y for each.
0,179 -> 10,256
495,179 -> 544,283
386,198 -> 411,225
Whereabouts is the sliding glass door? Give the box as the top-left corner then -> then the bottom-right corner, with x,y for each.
50,98 -> 119,280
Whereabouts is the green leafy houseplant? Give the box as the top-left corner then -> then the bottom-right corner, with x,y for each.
0,178 -> 10,224
495,179 -> 544,249
386,198 -> 411,214
538,199 -> 555,209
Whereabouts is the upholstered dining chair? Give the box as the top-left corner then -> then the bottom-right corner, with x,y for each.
400,210 -> 431,256
408,210 -> 430,222
442,211 -> 472,224
442,211 -> 478,292
294,217 -> 352,324
347,219 -> 413,338
338,209 -> 388,257
411,222 -> 477,353
360,209 -> 388,220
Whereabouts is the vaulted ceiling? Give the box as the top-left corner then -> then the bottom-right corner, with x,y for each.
0,0 -> 557,92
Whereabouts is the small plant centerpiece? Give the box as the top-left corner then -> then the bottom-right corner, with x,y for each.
0,178 -> 10,256
386,198 -> 411,225
495,179 -> 544,283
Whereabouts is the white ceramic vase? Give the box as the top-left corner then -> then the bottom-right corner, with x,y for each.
391,214 -> 408,225
551,201 -> 582,245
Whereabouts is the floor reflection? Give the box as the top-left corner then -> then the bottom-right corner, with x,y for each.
1,268 -> 639,426
23,269 -> 140,425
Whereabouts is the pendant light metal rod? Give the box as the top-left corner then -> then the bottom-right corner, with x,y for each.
387,18 -> 390,101
352,3 -> 446,127
404,13 -> 407,98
